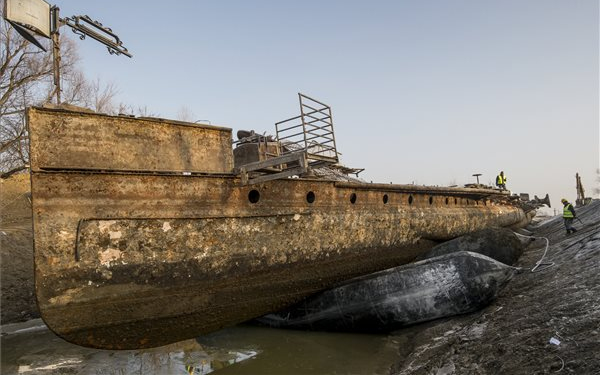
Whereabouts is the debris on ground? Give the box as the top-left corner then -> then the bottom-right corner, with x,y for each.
389,200 -> 600,374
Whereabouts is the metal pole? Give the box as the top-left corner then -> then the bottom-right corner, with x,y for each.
328,104 -> 338,162
51,6 -> 61,104
298,93 -> 308,151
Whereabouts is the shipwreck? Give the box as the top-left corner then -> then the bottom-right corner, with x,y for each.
28,94 -> 538,349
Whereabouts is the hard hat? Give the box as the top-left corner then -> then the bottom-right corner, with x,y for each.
561,198 -> 567,203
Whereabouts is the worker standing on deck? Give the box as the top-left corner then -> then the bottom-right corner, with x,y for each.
496,171 -> 507,190
561,198 -> 577,235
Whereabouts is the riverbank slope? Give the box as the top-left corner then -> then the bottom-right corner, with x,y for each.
389,199 -> 600,374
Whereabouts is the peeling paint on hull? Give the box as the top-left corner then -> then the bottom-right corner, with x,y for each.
27,107 -> 531,349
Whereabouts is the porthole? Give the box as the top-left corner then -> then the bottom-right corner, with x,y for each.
408,195 -> 414,205
306,191 -> 315,204
429,196 -> 433,205
248,189 -> 260,204
383,194 -> 389,204
350,193 -> 357,204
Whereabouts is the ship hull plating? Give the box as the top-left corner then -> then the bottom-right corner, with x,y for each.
28,107 -> 530,349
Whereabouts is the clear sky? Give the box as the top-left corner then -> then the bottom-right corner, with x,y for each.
50,1 -> 599,212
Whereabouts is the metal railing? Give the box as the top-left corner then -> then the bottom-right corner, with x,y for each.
275,93 -> 339,166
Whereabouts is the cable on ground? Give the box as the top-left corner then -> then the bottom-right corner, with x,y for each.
512,232 -> 554,272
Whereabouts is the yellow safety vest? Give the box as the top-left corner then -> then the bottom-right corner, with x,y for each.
563,203 -> 574,218
496,175 -> 506,184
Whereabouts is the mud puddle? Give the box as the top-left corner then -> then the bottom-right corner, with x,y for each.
1,319 -> 403,374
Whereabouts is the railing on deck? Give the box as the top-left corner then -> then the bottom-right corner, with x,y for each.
237,93 -> 340,185
275,93 -> 339,167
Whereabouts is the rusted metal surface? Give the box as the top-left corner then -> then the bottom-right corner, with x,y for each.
239,151 -> 308,185
233,141 -> 281,169
60,14 -> 132,58
28,108 -> 530,350
275,93 -> 338,164
27,107 -> 233,173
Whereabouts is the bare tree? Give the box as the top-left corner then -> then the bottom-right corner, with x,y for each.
176,106 -> 195,122
117,103 -> 159,118
62,74 -> 119,114
0,23 -> 118,178
90,78 -> 119,113
1,23 -> 51,177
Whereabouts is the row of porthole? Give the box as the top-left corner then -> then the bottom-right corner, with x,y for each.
247,189 -> 487,206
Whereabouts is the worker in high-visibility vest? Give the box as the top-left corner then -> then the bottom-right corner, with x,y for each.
561,198 -> 577,234
495,171 -> 507,190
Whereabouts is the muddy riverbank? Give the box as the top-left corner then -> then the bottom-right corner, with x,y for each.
389,200 -> 600,374
1,174 -> 38,324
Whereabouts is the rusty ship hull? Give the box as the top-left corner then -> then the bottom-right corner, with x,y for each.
28,107 -> 531,349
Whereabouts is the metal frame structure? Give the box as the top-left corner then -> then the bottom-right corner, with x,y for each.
50,7 -> 132,103
4,2 -> 132,104
275,93 -> 339,167
232,132 -> 281,166
237,94 -> 342,185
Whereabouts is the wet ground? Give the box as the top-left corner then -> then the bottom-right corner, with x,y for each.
389,200 -> 600,374
1,319 -> 401,374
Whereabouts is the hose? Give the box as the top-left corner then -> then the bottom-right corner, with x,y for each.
513,232 -> 554,272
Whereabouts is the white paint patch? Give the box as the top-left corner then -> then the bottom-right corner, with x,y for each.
99,248 -> 123,267
108,231 -> 122,240
293,214 -> 301,221
58,230 -> 73,240
194,252 -> 207,260
97,220 -> 116,232
100,269 -> 112,280
162,221 -> 172,232
48,287 -> 84,305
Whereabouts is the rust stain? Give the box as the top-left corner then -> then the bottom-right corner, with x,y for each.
27,107 -> 531,350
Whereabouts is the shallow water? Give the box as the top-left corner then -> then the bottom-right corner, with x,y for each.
1,319 -> 403,374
